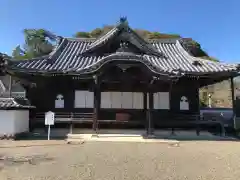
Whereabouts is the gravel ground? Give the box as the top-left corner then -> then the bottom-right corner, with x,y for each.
0,141 -> 240,180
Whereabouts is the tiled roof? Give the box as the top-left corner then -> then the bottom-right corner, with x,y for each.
6,18 -> 239,77
0,97 -> 35,109
8,38 -> 238,76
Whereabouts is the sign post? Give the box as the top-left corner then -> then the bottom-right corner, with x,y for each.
45,111 -> 55,140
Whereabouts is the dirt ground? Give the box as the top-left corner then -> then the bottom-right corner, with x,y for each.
0,140 -> 240,180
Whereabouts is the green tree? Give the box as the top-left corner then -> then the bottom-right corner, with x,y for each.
12,29 -> 56,60
90,28 -> 103,38
74,32 -> 91,38
12,45 -> 25,58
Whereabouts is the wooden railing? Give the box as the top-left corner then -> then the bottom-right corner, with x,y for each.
34,112 -> 94,123
32,111 -> 225,135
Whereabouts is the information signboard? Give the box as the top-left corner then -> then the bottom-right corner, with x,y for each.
45,111 -> 55,125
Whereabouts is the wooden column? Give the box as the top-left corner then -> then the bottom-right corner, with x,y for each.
93,76 -> 101,134
9,75 -> 12,97
143,92 -> 148,132
147,91 -> 154,135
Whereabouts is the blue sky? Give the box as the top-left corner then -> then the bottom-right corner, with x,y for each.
0,0 -> 239,63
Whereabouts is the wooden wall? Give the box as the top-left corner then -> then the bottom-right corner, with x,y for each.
28,77 -> 200,127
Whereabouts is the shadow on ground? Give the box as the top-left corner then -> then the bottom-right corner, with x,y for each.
14,132 -> 66,141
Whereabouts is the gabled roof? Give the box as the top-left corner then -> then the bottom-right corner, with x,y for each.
4,18 -> 239,78
81,17 -> 164,57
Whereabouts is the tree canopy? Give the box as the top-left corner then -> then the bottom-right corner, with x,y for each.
12,29 -> 56,60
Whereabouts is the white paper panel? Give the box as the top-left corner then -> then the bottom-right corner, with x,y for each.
153,93 -> 159,109
158,92 -> 170,109
85,91 -> 94,108
133,92 -> 143,109
74,91 -> 86,108
101,92 -> 111,108
122,92 -> 133,109
111,92 -> 122,108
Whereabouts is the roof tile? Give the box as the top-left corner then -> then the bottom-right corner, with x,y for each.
8,38 -> 238,76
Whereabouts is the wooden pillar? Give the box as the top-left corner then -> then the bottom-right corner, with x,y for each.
143,92 -> 148,132
9,75 -> 12,97
147,91 -> 154,135
93,76 -> 101,133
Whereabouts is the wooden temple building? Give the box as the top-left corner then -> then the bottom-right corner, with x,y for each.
0,18 -> 239,134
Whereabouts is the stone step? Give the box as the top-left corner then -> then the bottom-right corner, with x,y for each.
66,135 -> 180,144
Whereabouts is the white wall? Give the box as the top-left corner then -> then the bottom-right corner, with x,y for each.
13,110 -> 29,133
0,111 -> 15,135
0,110 -> 29,135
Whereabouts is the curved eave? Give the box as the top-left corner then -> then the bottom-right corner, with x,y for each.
7,53 -> 183,79
66,52 -> 183,78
